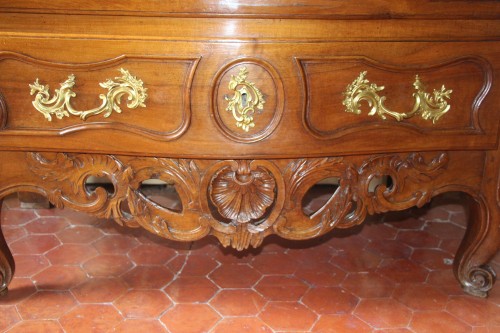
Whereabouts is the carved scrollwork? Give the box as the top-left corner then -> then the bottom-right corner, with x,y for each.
29,68 -> 147,121
26,151 -> 448,250
277,152 -> 449,240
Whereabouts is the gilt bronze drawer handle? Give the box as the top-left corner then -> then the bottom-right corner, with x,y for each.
29,68 -> 147,121
225,67 -> 265,132
343,71 -> 452,123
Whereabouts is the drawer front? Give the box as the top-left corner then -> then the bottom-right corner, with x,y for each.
298,56 -> 490,138
0,38 -> 498,157
0,51 -> 198,140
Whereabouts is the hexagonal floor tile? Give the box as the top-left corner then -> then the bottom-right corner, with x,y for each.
164,276 -> 218,303
59,304 -> 123,333
209,289 -> 266,316
209,263 -> 261,288
161,304 -> 221,333
259,301 -> 317,331
71,277 -> 128,303
114,290 -> 172,318
302,287 -> 359,315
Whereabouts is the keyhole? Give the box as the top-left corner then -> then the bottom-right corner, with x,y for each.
241,92 -> 248,107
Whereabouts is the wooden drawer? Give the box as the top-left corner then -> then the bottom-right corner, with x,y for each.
0,38 -> 498,158
0,52 -> 199,141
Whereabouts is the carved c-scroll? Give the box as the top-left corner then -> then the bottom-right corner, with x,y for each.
26,152 -> 448,250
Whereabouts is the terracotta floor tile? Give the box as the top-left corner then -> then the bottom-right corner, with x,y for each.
211,246 -> 254,264
341,271 -> 395,298
2,191 -> 500,333
6,320 -> 64,333
385,216 -> 426,230
32,265 -> 87,290
332,250 -> 383,272
11,254 -> 49,277
9,234 -> 60,255
160,304 -> 221,333
57,226 -> 104,244
439,238 -> 461,256
46,243 -> 98,265
286,244 -> 335,264
255,275 -> 309,301
209,263 -> 262,288
3,226 -> 27,243
294,258 -> 347,287
421,206 -> 452,221
396,230 -> 441,248
82,254 -> 133,277
424,222 -> 465,240
354,298 -> 412,329
24,216 -> 69,234
210,289 -> 266,316
302,287 -> 359,315
393,283 -> 448,311
59,304 -> 123,333
259,301 -> 317,331
311,314 -> 372,333
359,223 -> 399,241
110,319 -> 168,333
327,235 -> 369,253
251,252 -> 299,274
0,305 -> 21,331
168,254 -> 218,276
410,311 -> 472,333
377,258 -> 429,283
446,296 -> 500,326
93,234 -> 140,254
426,269 -> 465,295
17,291 -> 77,320
0,278 -> 37,305
1,209 -> 38,226
411,248 -> 454,270
71,277 -> 128,303
128,243 -> 177,265
212,317 -> 273,333
122,266 -> 173,289
114,290 -> 172,318
164,276 -> 218,303
365,239 -> 413,259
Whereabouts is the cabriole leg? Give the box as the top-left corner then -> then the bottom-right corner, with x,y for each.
454,192 -> 498,298
0,198 -> 15,296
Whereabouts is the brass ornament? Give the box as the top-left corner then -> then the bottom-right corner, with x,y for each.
29,68 -> 147,121
225,67 -> 265,132
343,71 -> 452,123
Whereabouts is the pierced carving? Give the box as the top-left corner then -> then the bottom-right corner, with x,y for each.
26,151 -> 447,250
343,71 -> 452,123
30,68 -> 147,121
277,152 -> 448,239
210,160 -> 276,223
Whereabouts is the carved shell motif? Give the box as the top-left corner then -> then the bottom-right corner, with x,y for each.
210,161 -> 276,223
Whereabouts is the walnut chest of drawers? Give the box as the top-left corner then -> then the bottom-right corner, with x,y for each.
0,0 -> 499,298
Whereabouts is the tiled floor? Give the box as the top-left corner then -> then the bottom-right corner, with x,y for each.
0,193 -> 499,332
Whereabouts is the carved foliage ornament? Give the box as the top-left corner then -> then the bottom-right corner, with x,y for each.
225,67 -> 265,132
26,152 -> 447,250
29,68 -> 148,121
343,71 -> 452,123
